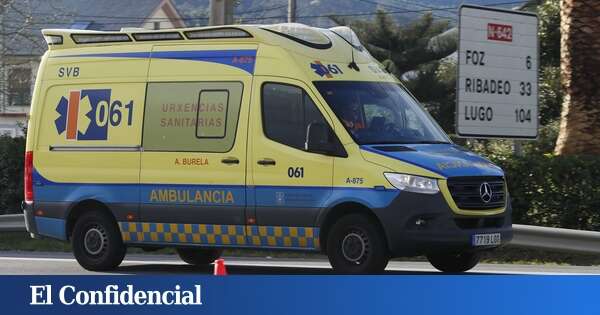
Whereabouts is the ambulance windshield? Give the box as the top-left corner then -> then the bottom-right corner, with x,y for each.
314,81 -> 449,145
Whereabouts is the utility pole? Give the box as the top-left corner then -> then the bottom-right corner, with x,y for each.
287,0 -> 296,23
0,1 -> 6,112
209,0 -> 234,26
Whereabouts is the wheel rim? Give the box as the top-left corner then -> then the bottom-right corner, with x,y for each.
84,226 -> 107,256
341,230 -> 369,264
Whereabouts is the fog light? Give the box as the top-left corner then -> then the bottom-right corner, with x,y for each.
415,218 -> 427,226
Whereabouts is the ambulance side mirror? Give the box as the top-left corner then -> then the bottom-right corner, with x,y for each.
306,122 -> 347,157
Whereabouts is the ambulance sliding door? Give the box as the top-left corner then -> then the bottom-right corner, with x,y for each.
139,45 -> 256,238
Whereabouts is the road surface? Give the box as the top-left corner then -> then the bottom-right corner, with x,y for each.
0,251 -> 599,275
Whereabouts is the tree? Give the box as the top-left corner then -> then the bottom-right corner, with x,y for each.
337,11 -> 455,76
536,0 -> 563,126
554,0 -> 600,155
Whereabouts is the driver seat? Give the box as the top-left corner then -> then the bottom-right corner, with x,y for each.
370,116 -> 386,132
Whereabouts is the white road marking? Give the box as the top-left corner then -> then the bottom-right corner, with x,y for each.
0,255 -> 599,275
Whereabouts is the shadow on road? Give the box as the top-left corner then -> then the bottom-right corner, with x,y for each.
112,263 -> 452,275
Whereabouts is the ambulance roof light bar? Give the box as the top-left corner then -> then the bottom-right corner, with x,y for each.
184,27 -> 252,39
132,32 -> 183,41
71,33 -> 132,44
43,35 -> 63,45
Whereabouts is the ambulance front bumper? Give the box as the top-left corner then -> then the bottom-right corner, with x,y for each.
373,191 -> 513,257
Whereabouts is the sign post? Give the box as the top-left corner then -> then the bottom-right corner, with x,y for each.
456,5 -> 538,139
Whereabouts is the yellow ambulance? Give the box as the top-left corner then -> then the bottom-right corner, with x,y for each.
23,24 -> 512,273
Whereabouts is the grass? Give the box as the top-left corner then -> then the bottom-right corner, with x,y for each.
2,232 -> 599,266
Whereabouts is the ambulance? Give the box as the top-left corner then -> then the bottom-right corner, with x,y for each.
23,24 -> 512,273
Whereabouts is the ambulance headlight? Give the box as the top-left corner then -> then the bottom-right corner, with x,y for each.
384,173 -> 439,194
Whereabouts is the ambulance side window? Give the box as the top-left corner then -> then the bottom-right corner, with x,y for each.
142,82 -> 243,152
261,83 -> 328,151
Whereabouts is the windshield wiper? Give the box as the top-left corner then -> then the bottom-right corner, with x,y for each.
363,140 -> 450,145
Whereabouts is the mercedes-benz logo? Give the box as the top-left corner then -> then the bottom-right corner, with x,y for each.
479,182 -> 493,203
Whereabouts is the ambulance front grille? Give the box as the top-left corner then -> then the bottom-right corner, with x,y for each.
447,176 -> 506,210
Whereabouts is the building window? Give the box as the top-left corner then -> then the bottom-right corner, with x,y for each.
142,82 -> 243,152
261,83 -> 329,151
8,68 -> 31,107
154,21 -> 161,30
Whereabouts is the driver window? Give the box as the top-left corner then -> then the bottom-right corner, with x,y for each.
262,83 -> 330,152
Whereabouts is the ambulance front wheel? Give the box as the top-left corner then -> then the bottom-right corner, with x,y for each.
426,252 -> 480,273
176,248 -> 223,266
71,211 -> 126,271
326,213 -> 390,274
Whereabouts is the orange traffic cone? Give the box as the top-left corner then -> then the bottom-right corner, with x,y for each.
213,258 -> 228,276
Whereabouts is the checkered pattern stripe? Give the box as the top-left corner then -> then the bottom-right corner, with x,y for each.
119,222 -> 320,249
245,225 -> 319,248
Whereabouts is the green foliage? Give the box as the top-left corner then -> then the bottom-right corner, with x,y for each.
337,11 -> 456,75
538,66 -> 563,125
537,0 -> 561,68
0,135 -> 25,214
464,120 -> 600,231
404,59 -> 456,132
496,154 -> 600,230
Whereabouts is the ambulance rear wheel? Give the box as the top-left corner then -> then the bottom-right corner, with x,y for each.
326,214 -> 389,274
177,248 -> 223,266
427,252 -> 480,273
72,211 -> 126,271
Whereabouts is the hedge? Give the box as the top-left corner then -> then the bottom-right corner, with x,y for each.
0,135 -> 25,214
496,154 -> 600,230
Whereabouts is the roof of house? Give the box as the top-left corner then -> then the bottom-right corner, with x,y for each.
4,0 -> 184,56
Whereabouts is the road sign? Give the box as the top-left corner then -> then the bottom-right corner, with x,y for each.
456,5 -> 538,139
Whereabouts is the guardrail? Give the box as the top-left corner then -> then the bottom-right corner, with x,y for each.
2,214 -> 600,255
511,224 -> 600,255
0,214 -> 26,232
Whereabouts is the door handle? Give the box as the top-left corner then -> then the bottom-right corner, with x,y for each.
221,157 -> 240,165
257,158 -> 276,166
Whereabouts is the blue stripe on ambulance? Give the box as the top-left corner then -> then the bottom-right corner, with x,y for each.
33,170 -> 398,209
31,170 -> 398,248
51,49 -> 257,74
360,144 -> 505,178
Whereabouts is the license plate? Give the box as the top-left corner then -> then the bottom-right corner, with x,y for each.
471,233 -> 501,246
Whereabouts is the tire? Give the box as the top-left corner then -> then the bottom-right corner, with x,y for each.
427,252 -> 480,273
71,210 -> 126,271
176,248 -> 223,266
326,213 -> 389,274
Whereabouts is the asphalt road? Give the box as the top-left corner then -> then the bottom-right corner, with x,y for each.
1,251 -> 600,275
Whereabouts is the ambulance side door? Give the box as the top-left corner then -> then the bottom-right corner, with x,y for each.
247,77 -> 341,247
